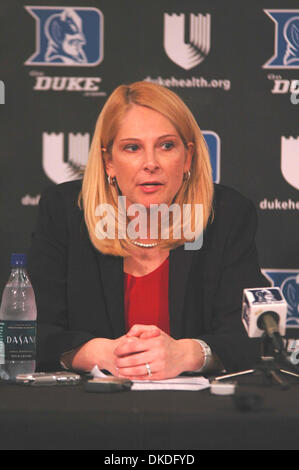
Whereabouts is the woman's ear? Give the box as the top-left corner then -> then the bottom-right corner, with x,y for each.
184,142 -> 194,172
102,148 -> 115,177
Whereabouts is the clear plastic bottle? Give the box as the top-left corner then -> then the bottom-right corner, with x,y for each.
0,253 -> 37,380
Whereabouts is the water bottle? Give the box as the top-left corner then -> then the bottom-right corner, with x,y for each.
0,253 -> 37,380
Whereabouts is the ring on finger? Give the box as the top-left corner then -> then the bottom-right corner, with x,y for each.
145,363 -> 152,377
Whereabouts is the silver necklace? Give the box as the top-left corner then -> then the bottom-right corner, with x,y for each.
129,239 -> 158,248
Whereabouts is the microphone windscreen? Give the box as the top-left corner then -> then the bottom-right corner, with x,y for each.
242,287 -> 287,338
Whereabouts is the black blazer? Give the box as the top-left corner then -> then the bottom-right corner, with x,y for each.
27,180 -> 269,373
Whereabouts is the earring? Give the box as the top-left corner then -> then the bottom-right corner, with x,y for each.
107,175 -> 116,185
184,170 -> 191,181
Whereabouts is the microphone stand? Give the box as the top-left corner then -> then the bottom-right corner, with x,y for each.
250,335 -> 299,389
215,334 -> 299,390
257,355 -> 289,390
257,313 -> 299,385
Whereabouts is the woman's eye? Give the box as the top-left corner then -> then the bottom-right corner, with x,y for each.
124,144 -> 139,152
161,141 -> 175,150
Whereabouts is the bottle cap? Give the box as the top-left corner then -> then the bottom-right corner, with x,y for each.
10,253 -> 27,267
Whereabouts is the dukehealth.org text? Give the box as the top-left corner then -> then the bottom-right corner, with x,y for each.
144,75 -> 231,91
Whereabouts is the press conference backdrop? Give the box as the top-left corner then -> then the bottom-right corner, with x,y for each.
0,1 -> 298,332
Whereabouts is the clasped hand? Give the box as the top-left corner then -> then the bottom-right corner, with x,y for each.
113,324 -> 203,381
71,325 -> 204,380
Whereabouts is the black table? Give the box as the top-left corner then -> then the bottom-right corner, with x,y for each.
0,371 -> 298,451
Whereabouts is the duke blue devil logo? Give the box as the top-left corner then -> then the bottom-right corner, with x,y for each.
25,6 -> 103,66
263,10 -> 299,69
250,288 -> 283,304
262,270 -> 299,326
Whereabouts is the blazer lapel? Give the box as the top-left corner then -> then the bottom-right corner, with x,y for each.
96,251 -> 126,338
169,243 -> 206,339
169,245 -> 194,338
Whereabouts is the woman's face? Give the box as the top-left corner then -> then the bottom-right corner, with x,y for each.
106,104 -> 193,209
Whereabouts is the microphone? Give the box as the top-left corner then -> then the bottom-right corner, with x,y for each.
242,287 -> 287,356
257,311 -> 285,356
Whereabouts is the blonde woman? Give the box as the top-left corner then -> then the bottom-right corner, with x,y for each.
28,82 -> 268,379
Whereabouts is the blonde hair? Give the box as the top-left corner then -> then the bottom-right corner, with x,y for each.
80,81 -> 214,256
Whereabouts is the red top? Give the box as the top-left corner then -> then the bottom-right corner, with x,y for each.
124,257 -> 170,335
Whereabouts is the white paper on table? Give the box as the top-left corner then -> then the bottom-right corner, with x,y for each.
90,365 -> 210,391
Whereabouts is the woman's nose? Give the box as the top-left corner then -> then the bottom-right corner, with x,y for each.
143,147 -> 160,172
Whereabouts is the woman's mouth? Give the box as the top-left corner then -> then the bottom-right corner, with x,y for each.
138,182 -> 164,193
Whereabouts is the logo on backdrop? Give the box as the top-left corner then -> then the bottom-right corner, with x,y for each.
262,270 -> 299,327
263,10 -> 299,103
147,13 -> 230,92
281,136 -> 299,190
259,136 -> 299,211
203,131 -> 220,184
42,132 -> 90,184
164,13 -> 211,70
25,6 -> 103,66
268,77 -> 299,102
263,10 -> 299,69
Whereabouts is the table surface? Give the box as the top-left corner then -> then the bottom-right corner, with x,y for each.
0,370 -> 298,450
